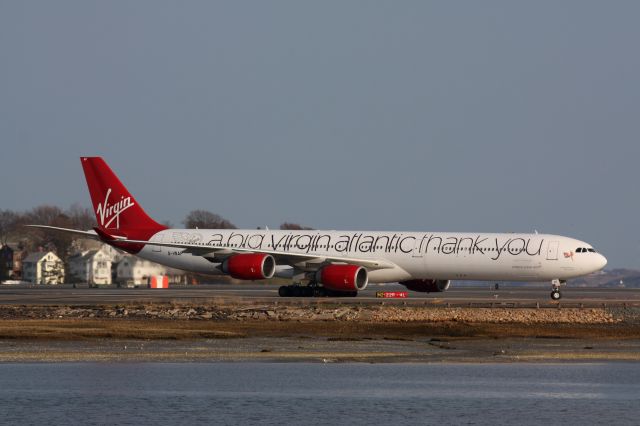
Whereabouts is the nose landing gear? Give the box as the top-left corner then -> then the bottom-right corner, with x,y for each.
550,279 -> 565,300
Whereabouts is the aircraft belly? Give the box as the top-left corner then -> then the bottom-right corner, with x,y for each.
424,253 -> 548,281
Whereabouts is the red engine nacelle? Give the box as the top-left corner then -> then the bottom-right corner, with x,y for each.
399,279 -> 451,293
221,253 -> 276,280
315,264 -> 368,292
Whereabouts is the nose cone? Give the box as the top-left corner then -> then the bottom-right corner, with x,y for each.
595,254 -> 607,271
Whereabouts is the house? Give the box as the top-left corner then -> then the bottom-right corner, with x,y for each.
71,239 -> 124,263
0,243 -> 27,280
11,246 -> 26,279
0,245 -> 13,280
22,251 -> 65,285
68,247 -> 113,286
115,256 -> 185,287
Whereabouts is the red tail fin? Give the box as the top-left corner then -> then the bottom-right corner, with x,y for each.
81,157 -> 166,242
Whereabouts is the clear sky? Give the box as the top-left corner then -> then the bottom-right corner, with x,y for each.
1,1 -> 639,268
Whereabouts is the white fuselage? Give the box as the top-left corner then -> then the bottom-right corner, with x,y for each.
137,229 -> 607,283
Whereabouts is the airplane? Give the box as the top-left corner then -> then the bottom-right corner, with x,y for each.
30,157 -> 607,300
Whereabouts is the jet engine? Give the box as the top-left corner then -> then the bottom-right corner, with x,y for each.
315,264 -> 368,292
399,279 -> 450,293
221,253 -> 276,280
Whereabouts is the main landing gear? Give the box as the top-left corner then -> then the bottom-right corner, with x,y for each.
278,284 -> 357,298
550,279 -> 565,301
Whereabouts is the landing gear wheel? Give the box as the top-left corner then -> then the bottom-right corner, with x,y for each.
278,285 -> 309,297
278,286 -> 290,297
312,286 -> 329,297
549,279 -> 565,301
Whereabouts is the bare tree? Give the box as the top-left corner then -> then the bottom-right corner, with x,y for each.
23,205 -> 74,260
66,203 -> 96,230
183,210 -> 236,229
28,205 -> 66,226
0,210 -> 19,245
280,222 -> 314,230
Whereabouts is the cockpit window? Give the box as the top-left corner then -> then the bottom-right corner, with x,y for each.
576,247 -> 597,253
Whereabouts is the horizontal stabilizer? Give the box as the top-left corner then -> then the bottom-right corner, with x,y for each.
25,225 -> 100,240
93,227 -> 126,241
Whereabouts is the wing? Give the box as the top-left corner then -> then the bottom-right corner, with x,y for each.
102,234 -> 396,271
27,225 -> 398,271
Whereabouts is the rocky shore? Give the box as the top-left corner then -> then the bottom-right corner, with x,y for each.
0,302 -> 636,341
0,302 -> 628,324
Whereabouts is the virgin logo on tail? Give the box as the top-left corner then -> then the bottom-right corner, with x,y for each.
96,188 -> 134,229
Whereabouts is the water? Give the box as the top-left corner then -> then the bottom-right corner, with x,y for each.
0,362 -> 638,425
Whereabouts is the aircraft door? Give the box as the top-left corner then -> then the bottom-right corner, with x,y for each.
546,241 -> 559,260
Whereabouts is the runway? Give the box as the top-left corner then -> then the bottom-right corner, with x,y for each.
0,283 -> 637,307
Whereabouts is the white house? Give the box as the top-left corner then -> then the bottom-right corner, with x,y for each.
22,251 -> 65,285
68,248 -> 113,285
115,256 -> 185,287
70,240 -> 124,263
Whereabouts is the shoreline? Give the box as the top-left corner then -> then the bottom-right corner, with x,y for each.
0,302 -> 638,362
0,333 -> 638,363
